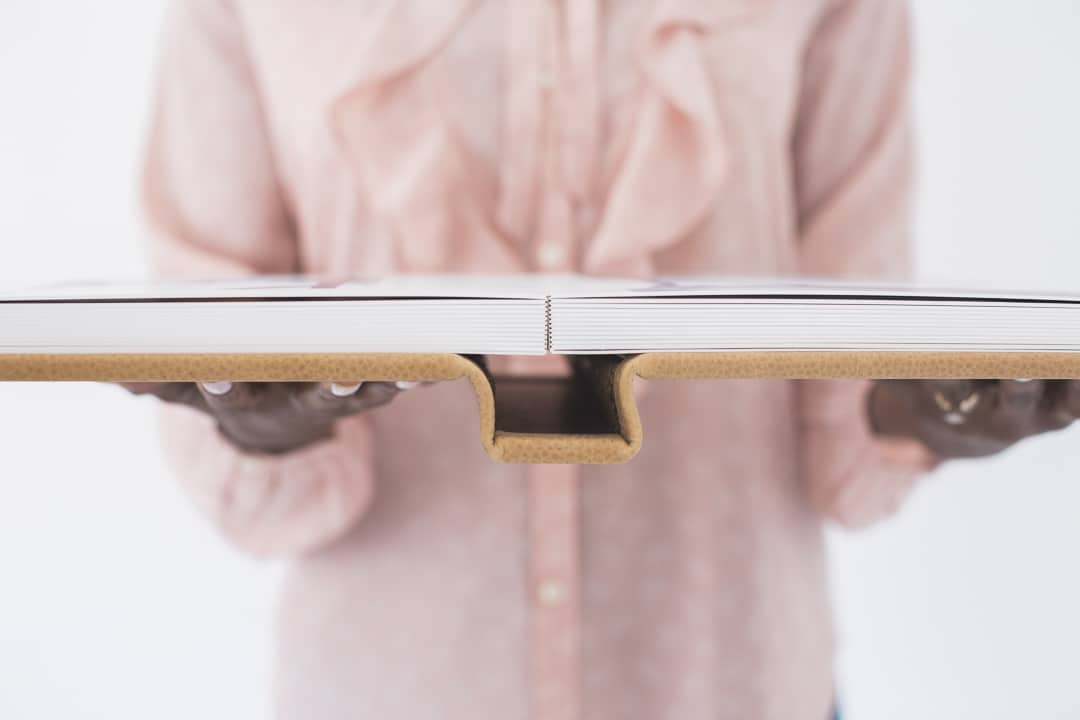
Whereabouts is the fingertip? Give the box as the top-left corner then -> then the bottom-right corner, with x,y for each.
1061,379 -> 1080,415
330,381 -> 364,397
200,381 -> 234,397
304,381 -> 401,416
197,381 -> 259,411
351,381 -> 401,408
998,377 -> 1044,400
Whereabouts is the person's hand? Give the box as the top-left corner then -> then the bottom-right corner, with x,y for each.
868,379 -> 1079,459
119,380 -> 420,455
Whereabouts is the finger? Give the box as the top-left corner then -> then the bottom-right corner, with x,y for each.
1050,379 -> 1080,423
329,382 -> 365,397
926,380 -> 1011,436
921,380 -> 977,414
1063,379 -> 1080,417
201,381 -> 233,396
197,381 -> 260,412
1035,381 -> 1074,432
987,379 -> 1049,440
330,380 -> 427,394
995,379 -> 1044,413
917,380 -> 986,428
293,381 -> 400,418
343,381 -> 401,411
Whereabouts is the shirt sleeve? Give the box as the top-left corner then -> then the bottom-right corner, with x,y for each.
793,0 -> 940,528
141,0 -> 376,555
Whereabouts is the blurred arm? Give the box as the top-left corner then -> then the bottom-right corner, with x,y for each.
141,0 -> 376,555
794,0 -> 939,528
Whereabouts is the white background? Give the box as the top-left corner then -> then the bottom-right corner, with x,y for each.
1,2 -> 1079,718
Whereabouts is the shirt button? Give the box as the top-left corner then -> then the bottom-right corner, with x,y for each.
537,578 -> 568,607
537,242 -> 567,270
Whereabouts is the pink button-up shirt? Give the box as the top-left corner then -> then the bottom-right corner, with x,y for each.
143,2 -> 933,718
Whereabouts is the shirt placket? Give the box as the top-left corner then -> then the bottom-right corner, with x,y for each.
527,462 -> 581,720
520,3 -> 598,720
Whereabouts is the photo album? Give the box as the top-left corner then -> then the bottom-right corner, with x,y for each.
1,273 -> 1080,356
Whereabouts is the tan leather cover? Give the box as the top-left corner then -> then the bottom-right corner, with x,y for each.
4,351 -> 1080,464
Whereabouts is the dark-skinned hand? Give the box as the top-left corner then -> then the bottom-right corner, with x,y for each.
121,366 -> 1078,462
869,379 -> 1079,459
119,380 -> 415,455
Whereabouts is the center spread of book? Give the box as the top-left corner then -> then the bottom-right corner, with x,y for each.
3,273 -> 1080,355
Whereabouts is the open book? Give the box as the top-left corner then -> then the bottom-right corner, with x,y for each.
2,273 -> 1080,355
